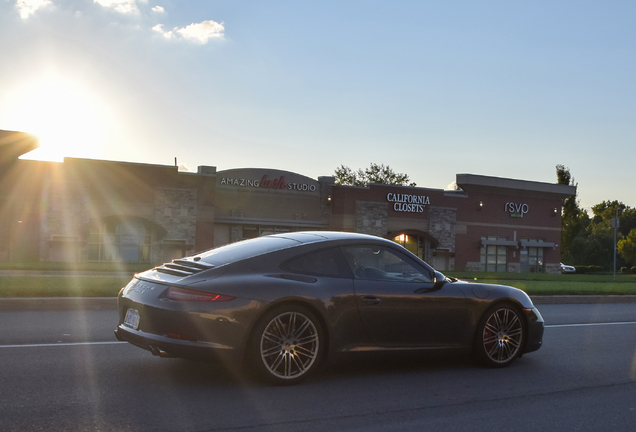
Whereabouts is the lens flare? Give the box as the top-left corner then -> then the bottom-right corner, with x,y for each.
2,72 -> 109,162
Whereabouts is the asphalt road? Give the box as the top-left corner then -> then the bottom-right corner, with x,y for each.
1,303 -> 635,431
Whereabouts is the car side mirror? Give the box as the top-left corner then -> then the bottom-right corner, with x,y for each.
433,270 -> 447,290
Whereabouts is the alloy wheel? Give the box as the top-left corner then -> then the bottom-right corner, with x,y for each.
482,307 -> 523,364
259,311 -> 320,380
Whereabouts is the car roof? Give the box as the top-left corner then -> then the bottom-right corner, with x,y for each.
269,231 -> 383,244
195,231 -> 386,267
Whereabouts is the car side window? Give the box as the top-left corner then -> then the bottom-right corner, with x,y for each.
282,247 -> 352,278
342,245 -> 432,283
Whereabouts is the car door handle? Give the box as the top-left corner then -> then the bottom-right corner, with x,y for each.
361,296 -> 381,305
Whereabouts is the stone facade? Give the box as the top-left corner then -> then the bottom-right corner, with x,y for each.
465,262 -> 481,272
154,188 -> 198,262
230,225 -> 243,243
545,263 -> 560,274
428,206 -> 456,269
355,201 -> 388,237
507,262 -> 521,273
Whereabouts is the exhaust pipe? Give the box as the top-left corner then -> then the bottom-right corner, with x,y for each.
149,345 -> 174,358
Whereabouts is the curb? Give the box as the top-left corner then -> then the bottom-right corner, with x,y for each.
1,295 -> 636,311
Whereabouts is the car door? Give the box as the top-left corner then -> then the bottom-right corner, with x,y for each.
342,244 -> 470,348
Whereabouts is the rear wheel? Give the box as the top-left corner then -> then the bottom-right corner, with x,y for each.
248,305 -> 324,385
474,304 -> 524,367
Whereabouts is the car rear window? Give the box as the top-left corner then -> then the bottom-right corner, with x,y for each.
196,237 -> 301,266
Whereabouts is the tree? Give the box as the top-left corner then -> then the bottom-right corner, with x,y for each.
569,232 -> 614,268
334,163 -> 416,187
619,208 -> 636,238
591,200 -> 636,237
333,165 -> 360,186
556,165 -> 589,262
591,200 -> 626,223
564,198 -> 634,269
618,229 -> 636,266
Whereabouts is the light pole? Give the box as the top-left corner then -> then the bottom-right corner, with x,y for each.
611,214 -> 619,280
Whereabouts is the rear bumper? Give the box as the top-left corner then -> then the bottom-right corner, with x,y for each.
116,285 -> 262,363
115,324 -> 242,363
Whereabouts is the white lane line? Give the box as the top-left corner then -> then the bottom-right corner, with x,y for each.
3,322 -> 636,347
546,321 -> 636,328
0,341 -> 128,348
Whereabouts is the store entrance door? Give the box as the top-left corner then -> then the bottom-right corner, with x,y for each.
433,251 -> 450,271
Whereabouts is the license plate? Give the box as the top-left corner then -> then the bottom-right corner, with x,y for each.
124,308 -> 140,330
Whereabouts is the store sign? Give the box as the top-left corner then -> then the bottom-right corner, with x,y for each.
505,202 -> 529,218
219,175 -> 317,192
387,193 -> 430,213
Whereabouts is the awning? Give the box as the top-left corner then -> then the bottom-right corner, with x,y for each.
481,239 -> 519,248
520,240 -> 555,248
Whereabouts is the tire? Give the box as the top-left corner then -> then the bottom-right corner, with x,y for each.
473,303 -> 525,368
248,305 -> 324,385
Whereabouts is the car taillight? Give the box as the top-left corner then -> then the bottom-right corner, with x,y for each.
166,287 -> 235,302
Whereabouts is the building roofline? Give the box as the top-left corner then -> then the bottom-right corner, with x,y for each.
456,173 -> 576,198
63,157 -> 178,170
0,130 -> 39,165
334,182 -> 446,193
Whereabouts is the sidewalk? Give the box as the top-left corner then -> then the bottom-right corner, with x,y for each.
1,295 -> 636,310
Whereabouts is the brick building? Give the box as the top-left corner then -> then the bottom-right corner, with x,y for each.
331,175 -> 574,274
0,130 -> 575,273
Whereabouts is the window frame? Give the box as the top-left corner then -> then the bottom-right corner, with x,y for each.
88,220 -> 151,263
480,236 -> 508,272
341,244 -> 434,283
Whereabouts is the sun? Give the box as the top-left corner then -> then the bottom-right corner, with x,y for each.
2,72 -> 109,162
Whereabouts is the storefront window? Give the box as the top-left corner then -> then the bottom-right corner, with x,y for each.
88,221 -> 151,262
527,247 -> 544,272
392,234 -> 425,260
480,237 -> 507,272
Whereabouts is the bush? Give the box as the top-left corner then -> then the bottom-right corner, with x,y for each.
573,265 -> 607,274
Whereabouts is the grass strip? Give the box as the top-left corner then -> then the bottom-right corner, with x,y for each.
474,280 -> 636,296
447,272 -> 636,283
0,276 -> 131,298
2,273 -> 636,298
0,262 -> 153,273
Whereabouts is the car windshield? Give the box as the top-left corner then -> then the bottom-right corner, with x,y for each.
195,236 -> 301,266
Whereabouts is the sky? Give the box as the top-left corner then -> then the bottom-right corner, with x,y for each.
1,0 -> 635,211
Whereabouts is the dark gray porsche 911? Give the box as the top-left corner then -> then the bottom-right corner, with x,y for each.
115,231 -> 544,384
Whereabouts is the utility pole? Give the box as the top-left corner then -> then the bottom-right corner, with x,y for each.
612,211 -> 619,280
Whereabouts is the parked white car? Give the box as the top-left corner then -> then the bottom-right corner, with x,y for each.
560,263 -> 576,274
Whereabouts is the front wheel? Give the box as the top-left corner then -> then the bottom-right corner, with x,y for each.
473,304 -> 525,367
248,305 -> 324,385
